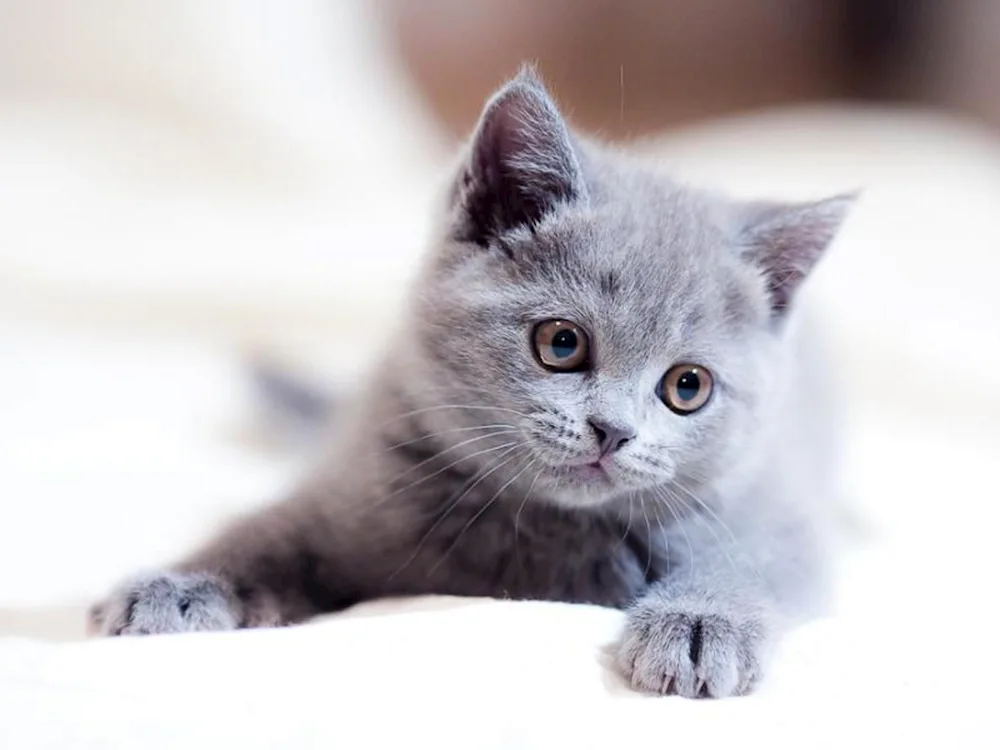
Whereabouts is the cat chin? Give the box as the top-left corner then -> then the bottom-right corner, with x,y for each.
535,470 -> 648,510
544,491 -> 619,510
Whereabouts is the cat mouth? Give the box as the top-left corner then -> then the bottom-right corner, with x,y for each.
565,460 -> 613,484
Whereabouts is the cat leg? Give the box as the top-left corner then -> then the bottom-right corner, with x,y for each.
89,496 -> 376,636
615,500 -> 821,698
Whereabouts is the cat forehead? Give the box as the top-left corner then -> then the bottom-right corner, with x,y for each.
523,188 -> 754,310
537,158 -> 732,259
546,202 -> 717,269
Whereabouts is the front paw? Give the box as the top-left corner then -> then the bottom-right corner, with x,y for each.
89,572 -> 239,636
616,595 -> 772,698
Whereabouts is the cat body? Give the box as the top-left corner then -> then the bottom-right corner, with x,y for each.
92,67 -> 852,699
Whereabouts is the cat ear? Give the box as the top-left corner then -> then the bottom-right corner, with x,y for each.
453,65 -> 588,245
738,193 -> 856,315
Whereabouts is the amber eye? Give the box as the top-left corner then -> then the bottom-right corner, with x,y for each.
532,320 -> 590,371
660,364 -> 714,414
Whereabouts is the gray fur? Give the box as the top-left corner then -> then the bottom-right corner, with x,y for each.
91,65 -> 852,698
90,572 -> 238,635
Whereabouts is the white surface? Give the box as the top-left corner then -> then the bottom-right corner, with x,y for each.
2,472 -> 998,749
1,3 -> 999,747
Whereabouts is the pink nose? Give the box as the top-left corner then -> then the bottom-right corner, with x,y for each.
588,419 -> 636,457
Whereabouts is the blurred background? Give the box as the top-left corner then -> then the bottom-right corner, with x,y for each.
385,0 -> 1000,138
1,0 -> 998,637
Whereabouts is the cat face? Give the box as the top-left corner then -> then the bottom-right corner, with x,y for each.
412,67 -> 850,508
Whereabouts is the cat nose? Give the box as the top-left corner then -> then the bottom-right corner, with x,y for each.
588,418 -> 636,457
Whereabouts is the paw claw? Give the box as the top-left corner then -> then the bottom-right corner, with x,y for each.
616,598 -> 771,699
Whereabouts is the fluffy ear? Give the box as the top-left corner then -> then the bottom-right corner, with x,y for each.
453,65 -> 588,246
738,193 -> 855,315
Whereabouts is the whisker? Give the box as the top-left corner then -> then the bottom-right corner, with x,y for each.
384,429 -> 520,488
380,423 -> 518,453
682,470 -> 780,551
376,438 -> 520,506
380,403 -> 530,427
387,443 -> 529,581
618,491 -> 636,546
667,484 -> 759,582
646,494 -> 672,579
671,481 -> 742,550
638,494 -> 654,579
664,485 -> 731,566
513,465 -> 544,563
430,458 -> 538,574
651,487 -> 694,587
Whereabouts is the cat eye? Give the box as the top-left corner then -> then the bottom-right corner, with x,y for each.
660,364 -> 714,414
533,320 -> 590,371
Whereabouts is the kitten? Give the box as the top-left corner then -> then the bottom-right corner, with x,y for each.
90,66 -> 853,698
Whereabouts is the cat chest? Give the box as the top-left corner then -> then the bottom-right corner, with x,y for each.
404,497 -> 664,608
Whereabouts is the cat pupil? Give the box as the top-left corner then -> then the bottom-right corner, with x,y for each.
677,372 -> 700,401
551,330 -> 577,358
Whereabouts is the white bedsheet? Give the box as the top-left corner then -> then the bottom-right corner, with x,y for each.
1,451 -> 997,749
1,3 -> 999,747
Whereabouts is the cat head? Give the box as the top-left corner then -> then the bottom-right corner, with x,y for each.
411,66 -> 852,508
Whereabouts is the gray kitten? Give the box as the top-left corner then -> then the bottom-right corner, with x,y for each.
90,66 -> 852,699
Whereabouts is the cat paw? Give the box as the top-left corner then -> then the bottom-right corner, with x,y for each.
616,596 -> 772,698
88,572 -> 239,636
